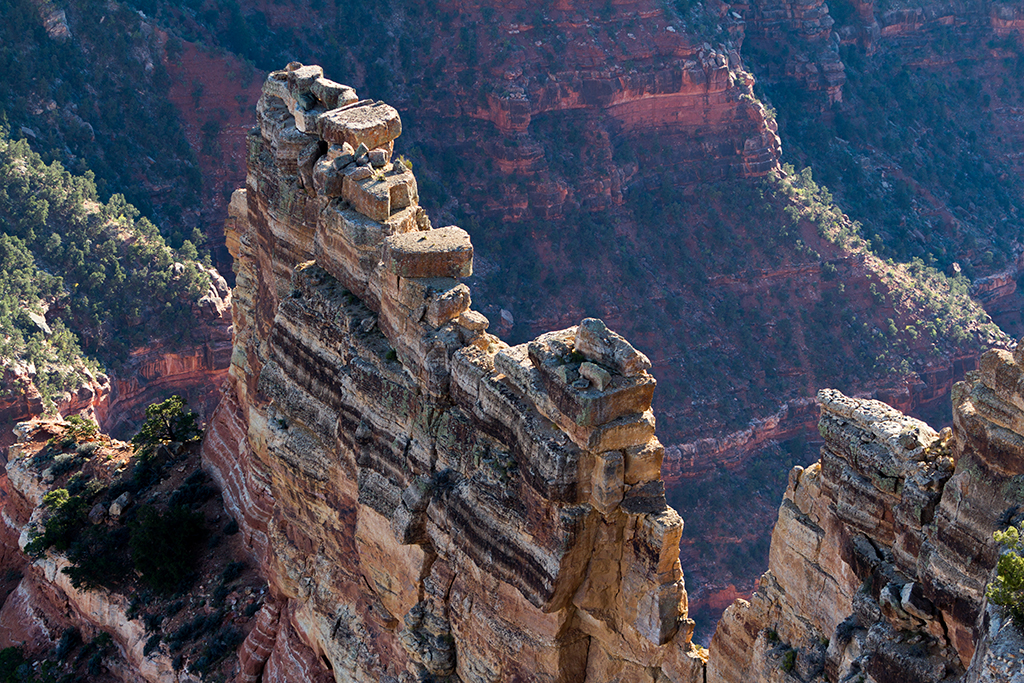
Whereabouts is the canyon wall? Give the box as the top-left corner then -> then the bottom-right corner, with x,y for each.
93,268 -> 234,438
0,266 -> 232,442
709,344 -> 1024,683
0,60 -> 1021,683
202,60 -> 709,682
197,61 -> 1024,683
736,0 -> 846,103
407,5 -> 783,224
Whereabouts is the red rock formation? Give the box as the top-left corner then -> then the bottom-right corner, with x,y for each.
192,64 -> 1024,682
94,267 -> 234,437
662,398 -> 818,481
0,419 -> 268,681
0,366 -> 45,451
707,347 -> 1024,682
260,607 -> 333,683
1,57 -> 1019,683
236,601 -> 282,683
204,62 -> 708,681
734,0 -> 846,103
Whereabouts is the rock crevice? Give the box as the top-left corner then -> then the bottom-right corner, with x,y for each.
204,62 -> 703,682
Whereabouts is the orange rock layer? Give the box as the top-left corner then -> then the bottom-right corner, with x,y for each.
203,62 -> 709,682
196,63 -> 1021,683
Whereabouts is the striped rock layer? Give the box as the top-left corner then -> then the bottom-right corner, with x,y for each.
203,63 -> 1023,683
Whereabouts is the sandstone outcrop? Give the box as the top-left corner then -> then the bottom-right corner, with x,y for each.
0,419 -> 267,681
708,345 -> 1024,683
205,62 -> 712,681
195,62 -> 1024,683
1,60 -> 1022,683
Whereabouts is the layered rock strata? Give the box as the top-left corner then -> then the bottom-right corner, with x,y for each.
200,62 -> 1024,683
401,2 -> 782,221
709,344 -> 1024,683
0,58 -> 1011,683
734,0 -> 846,103
0,266 -> 232,441
204,62 -> 707,682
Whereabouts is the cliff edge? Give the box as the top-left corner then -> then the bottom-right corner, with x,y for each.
193,62 -> 1023,683
202,62 -> 704,681
710,346 -> 1024,683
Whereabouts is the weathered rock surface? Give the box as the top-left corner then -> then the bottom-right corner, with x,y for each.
196,64 -> 1024,683
707,348 -> 1024,683
1,58 -> 1020,683
203,63 -> 711,682
0,420 -> 267,681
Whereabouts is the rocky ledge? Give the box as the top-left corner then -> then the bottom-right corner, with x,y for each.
710,343 -> 1024,683
0,58 -> 1020,683
202,61 -> 709,681
186,62 -> 1024,682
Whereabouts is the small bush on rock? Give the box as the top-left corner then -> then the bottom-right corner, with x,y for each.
987,522 -> 1024,624
131,396 -> 202,455
129,504 -> 207,593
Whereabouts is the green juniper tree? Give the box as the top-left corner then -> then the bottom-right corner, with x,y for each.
986,523 -> 1024,624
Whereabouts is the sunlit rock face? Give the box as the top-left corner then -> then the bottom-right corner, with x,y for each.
709,348 -> 1024,683
203,63 -> 706,682
201,62 -> 1024,683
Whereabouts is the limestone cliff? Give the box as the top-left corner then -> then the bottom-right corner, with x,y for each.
203,61 -> 709,682
1,59 -> 1021,683
709,346 -> 1024,683
195,61 -> 1024,683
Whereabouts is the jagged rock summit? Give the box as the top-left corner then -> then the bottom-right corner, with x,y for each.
185,62 -> 1023,682
711,345 -> 1024,683
0,59 -> 1020,683
203,61 -> 705,681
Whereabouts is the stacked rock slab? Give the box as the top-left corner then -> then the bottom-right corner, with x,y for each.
708,347 -> 1024,683
200,62 -> 1024,683
204,63 -> 707,682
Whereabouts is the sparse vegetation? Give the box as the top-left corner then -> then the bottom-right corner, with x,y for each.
131,395 -> 203,455
986,522 -> 1024,625
781,648 -> 797,672
0,646 -> 60,682
15,409 -> 264,680
49,415 -> 99,450
26,398 -> 208,592
757,38 -> 1024,280
0,126 -> 214,408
